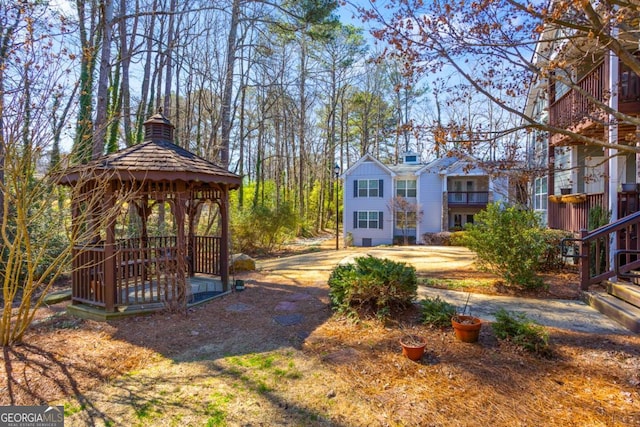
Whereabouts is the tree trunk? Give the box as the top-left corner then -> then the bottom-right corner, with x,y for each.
92,0 -> 114,159
135,0 -> 157,143
220,0 -> 241,167
74,0 -> 99,163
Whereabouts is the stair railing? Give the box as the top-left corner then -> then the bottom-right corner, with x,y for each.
561,211 -> 640,289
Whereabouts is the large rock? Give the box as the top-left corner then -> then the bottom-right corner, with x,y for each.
231,253 -> 256,272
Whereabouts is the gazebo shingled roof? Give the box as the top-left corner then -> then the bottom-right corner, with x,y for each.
59,113 -> 241,187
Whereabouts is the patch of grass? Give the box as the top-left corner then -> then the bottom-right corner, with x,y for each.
134,398 -> 159,421
274,367 -> 302,379
206,412 -> 225,426
225,352 -> 302,394
204,393 -> 232,426
64,402 -> 85,417
421,277 -> 495,290
207,392 -> 233,407
256,380 -> 271,393
169,414 -> 184,427
491,308 -> 551,356
420,296 -> 456,327
228,353 -> 275,370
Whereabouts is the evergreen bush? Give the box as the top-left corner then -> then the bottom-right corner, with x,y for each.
327,256 -> 417,319
491,309 -> 551,356
420,296 -> 456,327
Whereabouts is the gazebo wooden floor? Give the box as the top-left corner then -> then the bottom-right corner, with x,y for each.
67,274 -> 228,321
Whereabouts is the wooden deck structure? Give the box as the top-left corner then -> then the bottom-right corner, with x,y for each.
57,113 -> 241,318
549,57 -> 640,147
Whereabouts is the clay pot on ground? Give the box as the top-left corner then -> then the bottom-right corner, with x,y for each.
451,315 -> 482,343
399,335 -> 427,361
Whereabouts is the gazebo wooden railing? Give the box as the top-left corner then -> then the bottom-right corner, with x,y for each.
192,236 -> 221,275
72,235 -> 222,311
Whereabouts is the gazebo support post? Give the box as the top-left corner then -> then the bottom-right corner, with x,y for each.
104,184 -> 117,312
187,200 -> 197,277
220,187 -> 230,292
175,190 -> 188,304
138,194 -> 151,282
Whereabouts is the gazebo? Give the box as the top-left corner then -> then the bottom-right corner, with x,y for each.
58,113 -> 241,319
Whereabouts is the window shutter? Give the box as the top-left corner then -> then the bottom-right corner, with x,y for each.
353,180 -> 358,198
379,179 -> 384,197
379,211 -> 383,229
353,211 -> 358,229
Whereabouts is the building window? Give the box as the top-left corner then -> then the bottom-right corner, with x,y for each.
354,211 -> 383,229
534,176 -> 547,211
396,180 -> 417,198
550,69 -> 571,103
357,179 -> 380,197
395,211 -> 416,229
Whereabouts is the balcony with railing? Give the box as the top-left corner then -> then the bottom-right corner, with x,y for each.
447,191 -> 489,206
549,59 -> 640,144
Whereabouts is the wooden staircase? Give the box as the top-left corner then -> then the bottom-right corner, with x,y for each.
560,210 -> 640,334
583,281 -> 640,333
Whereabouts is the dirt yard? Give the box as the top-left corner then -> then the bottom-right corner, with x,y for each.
2,240 -> 640,426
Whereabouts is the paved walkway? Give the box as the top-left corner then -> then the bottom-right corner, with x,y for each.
258,245 -> 635,335
419,287 -> 630,335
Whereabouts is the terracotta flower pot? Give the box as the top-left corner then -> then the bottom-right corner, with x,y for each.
400,335 -> 427,361
451,315 -> 482,343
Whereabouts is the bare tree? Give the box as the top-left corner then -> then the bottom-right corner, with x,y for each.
358,0 -> 640,153
388,197 -> 423,245
0,3 -> 104,346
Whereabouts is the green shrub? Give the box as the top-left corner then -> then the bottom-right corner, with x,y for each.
420,296 -> 456,327
491,309 -> 551,356
327,256 -> 417,319
539,229 -> 574,271
345,232 -> 354,247
231,202 -> 298,255
462,202 -> 545,289
588,206 -> 610,275
449,231 -> 467,246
